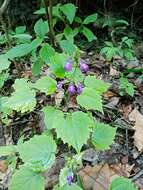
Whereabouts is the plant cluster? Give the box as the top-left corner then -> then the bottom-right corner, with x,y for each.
0,2 -> 138,190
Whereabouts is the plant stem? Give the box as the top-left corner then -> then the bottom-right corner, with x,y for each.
43,0 -> 56,48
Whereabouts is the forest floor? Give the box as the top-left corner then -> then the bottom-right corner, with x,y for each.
0,50 -> 143,190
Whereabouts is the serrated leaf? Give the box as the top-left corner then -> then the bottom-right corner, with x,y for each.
0,55 -> 11,73
84,76 -> 111,94
33,76 -> 57,95
110,177 -> 138,190
0,145 -> 17,156
40,43 -> 55,63
34,19 -> 49,38
82,27 -> 96,42
4,79 -> 36,113
83,13 -> 97,24
77,87 -> 103,112
42,106 -> 64,130
17,134 -> 56,171
9,166 -> 44,190
60,3 -> 76,24
55,111 -> 91,153
92,122 -> 116,150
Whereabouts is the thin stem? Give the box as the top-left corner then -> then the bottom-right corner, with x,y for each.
43,0 -> 56,48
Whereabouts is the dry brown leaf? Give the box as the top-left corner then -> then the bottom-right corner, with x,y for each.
122,104 -> 132,118
79,164 -> 121,190
0,160 -> 8,173
129,109 -> 143,152
109,66 -> 119,76
103,91 -> 117,98
55,91 -> 64,106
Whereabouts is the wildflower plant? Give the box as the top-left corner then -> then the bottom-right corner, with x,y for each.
0,2 -> 137,190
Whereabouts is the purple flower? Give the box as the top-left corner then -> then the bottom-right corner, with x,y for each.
68,84 -> 76,95
67,172 -> 73,185
64,58 -> 73,72
79,59 -> 89,73
57,81 -> 63,90
77,83 -> 84,95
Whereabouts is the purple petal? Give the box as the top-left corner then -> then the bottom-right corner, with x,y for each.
68,84 -> 76,95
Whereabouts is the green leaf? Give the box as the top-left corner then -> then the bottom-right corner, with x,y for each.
9,166 -> 45,190
60,40 -> 76,55
32,58 -> 44,76
60,3 -> 76,24
59,167 -> 70,187
115,20 -> 129,26
54,184 -> 83,190
84,76 -> 111,94
83,13 -> 97,25
82,27 -> 96,42
33,76 -> 57,95
12,34 -> 32,43
17,134 -> 56,171
77,87 -> 103,112
34,8 -> 46,15
4,79 -> 36,113
15,26 -> 26,34
34,19 -> 49,38
6,43 -> 32,59
0,72 -> 9,88
110,177 -> 138,190
119,76 -> 135,97
0,55 -> 11,73
64,26 -> 74,40
66,68 -> 84,85
0,145 -> 17,156
42,106 -> 64,130
92,122 -> 116,150
40,43 -> 55,63
48,53 -> 68,78
55,111 -> 91,153
30,37 -> 43,50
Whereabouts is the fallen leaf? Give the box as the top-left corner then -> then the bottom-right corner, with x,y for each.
79,164 -> 121,190
122,104 -> 132,118
103,91 -> 117,98
109,66 -> 119,76
0,160 -> 8,173
55,91 -> 64,106
129,109 -> 143,151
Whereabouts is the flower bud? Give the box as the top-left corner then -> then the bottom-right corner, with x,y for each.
57,82 -> 63,90
68,84 -> 76,95
79,59 -> 89,73
64,58 -> 72,72
77,83 -> 84,95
